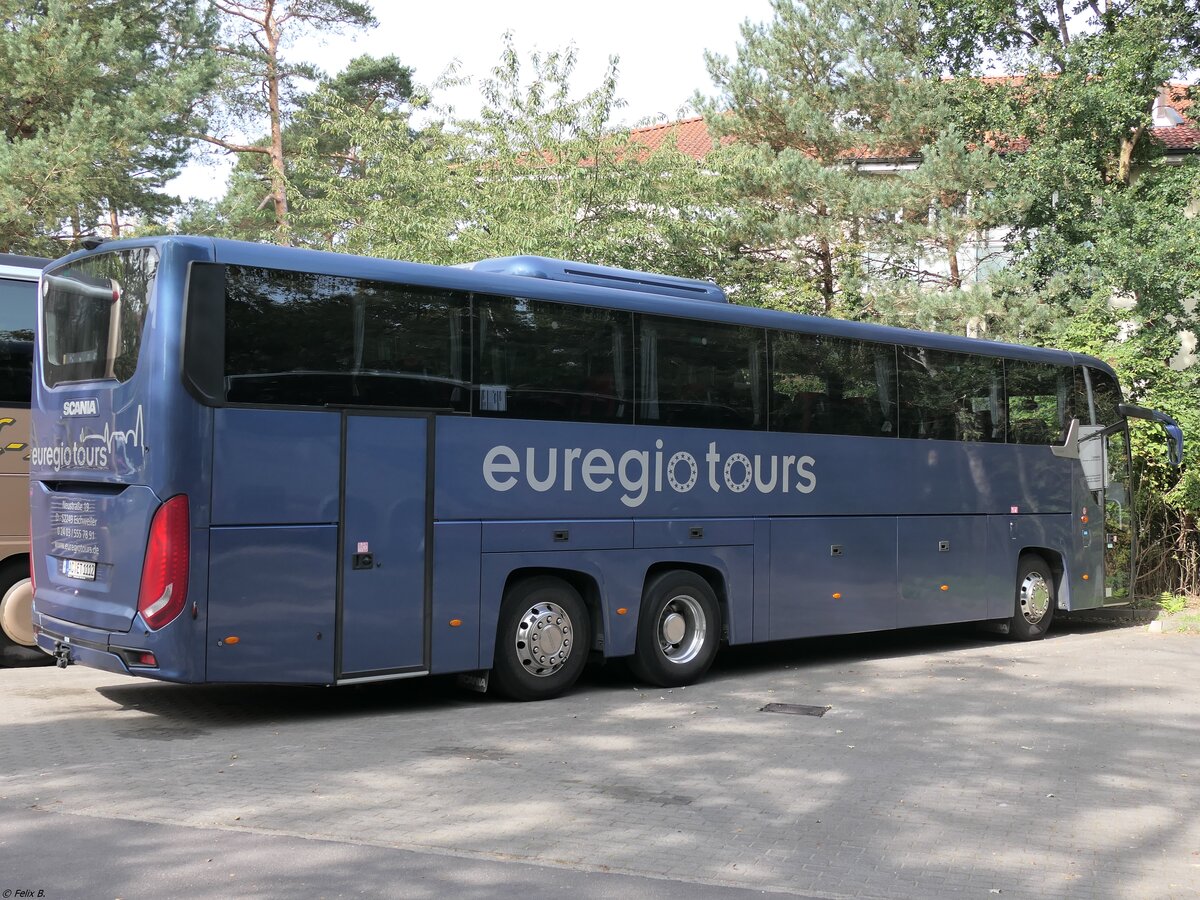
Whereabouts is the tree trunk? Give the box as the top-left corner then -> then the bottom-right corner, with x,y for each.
818,238 -> 834,312
946,232 -> 961,289
1116,125 -> 1145,186
264,3 -> 290,244
816,202 -> 833,312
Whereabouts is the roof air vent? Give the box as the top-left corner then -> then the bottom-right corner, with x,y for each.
463,255 -> 728,303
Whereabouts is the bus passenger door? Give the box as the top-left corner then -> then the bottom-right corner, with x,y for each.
1102,428 -> 1134,604
339,414 -> 430,679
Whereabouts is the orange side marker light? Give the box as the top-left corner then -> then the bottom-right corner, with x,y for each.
940,584 -> 949,592
832,593 -> 842,600
223,636 -> 240,645
449,619 -> 463,627
616,607 -> 628,615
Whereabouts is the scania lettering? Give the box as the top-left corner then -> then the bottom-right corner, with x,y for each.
28,238 -> 1183,699
62,398 -> 98,417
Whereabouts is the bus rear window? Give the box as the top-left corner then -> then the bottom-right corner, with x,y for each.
41,248 -> 157,388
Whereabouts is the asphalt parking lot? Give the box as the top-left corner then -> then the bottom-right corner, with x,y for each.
2,618 -> 1198,899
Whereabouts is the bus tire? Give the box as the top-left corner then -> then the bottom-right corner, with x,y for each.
1010,554 -> 1056,641
491,576 -> 591,701
0,560 -> 49,667
629,570 -> 720,687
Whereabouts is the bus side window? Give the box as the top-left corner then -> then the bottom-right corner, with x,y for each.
897,347 -> 1004,442
0,341 -> 31,405
636,315 -> 766,430
1087,367 -> 1122,426
473,296 -> 633,424
1005,360 -> 1075,444
222,265 -> 469,410
770,332 -> 897,437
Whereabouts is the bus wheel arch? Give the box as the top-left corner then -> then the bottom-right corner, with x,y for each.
1010,552 -> 1059,641
490,571 -> 595,701
630,565 -> 724,687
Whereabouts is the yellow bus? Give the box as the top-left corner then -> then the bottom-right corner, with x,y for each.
0,253 -> 46,666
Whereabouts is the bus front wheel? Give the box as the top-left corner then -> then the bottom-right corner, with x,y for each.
630,570 -> 721,687
491,576 -> 591,701
1010,555 -> 1056,641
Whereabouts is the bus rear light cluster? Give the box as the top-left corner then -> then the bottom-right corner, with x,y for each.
113,648 -> 159,668
138,495 -> 189,630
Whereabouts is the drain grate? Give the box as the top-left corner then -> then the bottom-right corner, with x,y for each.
761,702 -> 831,717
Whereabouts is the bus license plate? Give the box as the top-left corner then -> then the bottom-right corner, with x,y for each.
61,559 -> 97,581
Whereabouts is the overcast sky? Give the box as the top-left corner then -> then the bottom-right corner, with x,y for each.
169,0 -> 775,201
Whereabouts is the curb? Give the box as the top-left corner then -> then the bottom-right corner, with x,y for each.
1060,606 -> 1200,633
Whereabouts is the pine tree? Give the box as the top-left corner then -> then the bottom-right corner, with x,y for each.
695,0 -> 1004,321
0,0 -> 217,252
198,0 -> 377,244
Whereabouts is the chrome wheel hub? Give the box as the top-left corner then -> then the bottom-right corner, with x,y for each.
514,601 -> 574,677
1020,572 -> 1051,625
657,594 -> 707,665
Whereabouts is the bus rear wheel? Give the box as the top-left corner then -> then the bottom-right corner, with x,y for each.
1010,555 -> 1056,641
629,570 -> 720,687
491,576 -> 591,701
0,561 -> 49,667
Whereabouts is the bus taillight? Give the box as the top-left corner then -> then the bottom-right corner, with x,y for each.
138,495 -> 189,630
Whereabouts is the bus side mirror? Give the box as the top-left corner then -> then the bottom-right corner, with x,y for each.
1119,403 -> 1184,468
1165,422 -> 1184,467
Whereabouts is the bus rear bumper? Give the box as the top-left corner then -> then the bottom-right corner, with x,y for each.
35,624 -> 131,677
34,613 -> 156,679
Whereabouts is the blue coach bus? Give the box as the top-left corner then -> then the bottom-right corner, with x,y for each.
28,237 -> 1182,699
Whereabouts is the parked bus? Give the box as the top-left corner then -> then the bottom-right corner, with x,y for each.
0,253 -> 48,666
29,237 -> 1182,698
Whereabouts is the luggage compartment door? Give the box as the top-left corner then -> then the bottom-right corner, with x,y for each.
339,414 -> 430,679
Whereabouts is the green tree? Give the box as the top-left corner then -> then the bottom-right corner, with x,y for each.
696,0 -> 1004,318
924,0 -> 1200,592
292,36 -> 734,278
198,0 -> 377,244
0,0 -> 217,253
180,52 -> 418,244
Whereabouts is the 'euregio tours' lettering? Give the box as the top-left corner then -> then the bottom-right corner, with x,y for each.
29,443 -> 109,469
483,440 -> 816,507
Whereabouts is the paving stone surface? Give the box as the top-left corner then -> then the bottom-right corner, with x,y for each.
2,621 -> 1198,899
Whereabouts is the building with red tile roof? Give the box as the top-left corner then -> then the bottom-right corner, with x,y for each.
630,85 -> 1199,162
